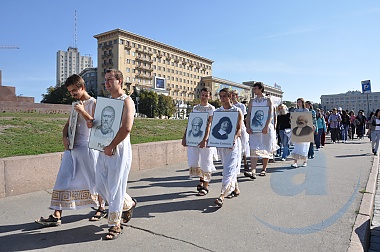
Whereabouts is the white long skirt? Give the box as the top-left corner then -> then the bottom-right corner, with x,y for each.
95,135 -> 134,226
249,124 -> 278,158
291,142 -> 309,161
241,124 -> 250,157
188,146 -> 216,182
50,145 -> 99,210
218,138 -> 241,197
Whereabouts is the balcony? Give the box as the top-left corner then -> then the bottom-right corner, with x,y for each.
181,60 -> 187,65
157,52 -> 163,58
103,44 -> 113,50
124,44 -> 131,50
174,58 -> 179,63
135,56 -> 153,63
135,65 -> 153,72
135,73 -> 153,80
166,55 -> 171,61
101,62 -> 113,68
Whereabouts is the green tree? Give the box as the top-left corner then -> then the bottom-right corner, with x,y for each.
139,90 -> 158,118
41,85 -> 75,104
209,99 -> 221,108
157,94 -> 176,119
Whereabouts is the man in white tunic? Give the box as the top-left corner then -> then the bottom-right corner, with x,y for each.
93,69 -> 136,240
182,87 -> 216,196
35,74 -> 101,226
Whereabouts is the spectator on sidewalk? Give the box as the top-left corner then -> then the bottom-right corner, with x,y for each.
315,109 -> 327,150
328,108 -> 342,143
368,109 -> 380,155
276,104 -> 291,161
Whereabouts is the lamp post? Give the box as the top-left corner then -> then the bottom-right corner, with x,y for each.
135,97 -> 140,117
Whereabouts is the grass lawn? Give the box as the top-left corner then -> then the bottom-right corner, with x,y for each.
0,112 -> 187,158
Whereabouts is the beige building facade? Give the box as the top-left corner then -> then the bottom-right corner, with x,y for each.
201,76 -> 251,101
93,29 -> 213,102
321,90 -> 380,115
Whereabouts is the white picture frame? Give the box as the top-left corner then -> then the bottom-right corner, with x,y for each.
185,112 -> 209,147
290,111 -> 314,143
250,106 -> 269,132
89,97 -> 124,151
208,111 -> 238,148
68,101 -> 79,150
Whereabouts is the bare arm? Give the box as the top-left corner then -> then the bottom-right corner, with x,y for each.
62,118 -> 70,150
74,101 -> 94,122
199,115 -> 212,148
262,99 -> 273,134
103,97 -> 135,156
246,99 -> 253,134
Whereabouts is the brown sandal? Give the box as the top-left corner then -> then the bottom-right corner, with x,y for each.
122,198 -> 137,223
105,226 -> 123,240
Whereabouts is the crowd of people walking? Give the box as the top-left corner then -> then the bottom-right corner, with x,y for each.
34,73 -> 375,240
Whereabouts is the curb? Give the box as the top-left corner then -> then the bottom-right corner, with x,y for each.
348,153 -> 379,252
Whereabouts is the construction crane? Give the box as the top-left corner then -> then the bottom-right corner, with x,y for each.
0,45 -> 20,49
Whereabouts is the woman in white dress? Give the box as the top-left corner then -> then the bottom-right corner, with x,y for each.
290,98 -> 310,167
245,82 -> 278,177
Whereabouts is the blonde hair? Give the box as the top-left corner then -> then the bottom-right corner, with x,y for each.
278,104 -> 288,115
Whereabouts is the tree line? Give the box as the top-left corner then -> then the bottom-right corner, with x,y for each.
41,85 -> 221,119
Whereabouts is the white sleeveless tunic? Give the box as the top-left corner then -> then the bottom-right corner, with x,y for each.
95,94 -> 134,226
249,96 -> 278,158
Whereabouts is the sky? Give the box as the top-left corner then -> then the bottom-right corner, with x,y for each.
0,0 -> 379,103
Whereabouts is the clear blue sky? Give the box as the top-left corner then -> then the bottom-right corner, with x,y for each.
1,0 -> 379,103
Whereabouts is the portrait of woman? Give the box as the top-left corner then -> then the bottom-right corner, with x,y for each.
212,116 -> 233,140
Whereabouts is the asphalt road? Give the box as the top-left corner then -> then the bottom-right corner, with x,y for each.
0,138 -> 374,252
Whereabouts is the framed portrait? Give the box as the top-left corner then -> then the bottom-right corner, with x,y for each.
185,112 -> 209,147
250,106 -> 269,132
290,111 -> 314,143
89,97 -> 124,151
68,101 -> 79,150
208,111 -> 238,148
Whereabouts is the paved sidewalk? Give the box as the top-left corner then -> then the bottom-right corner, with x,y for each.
0,139 -> 375,252
370,159 -> 380,252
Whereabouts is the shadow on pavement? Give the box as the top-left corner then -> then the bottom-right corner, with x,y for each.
0,224 -> 104,251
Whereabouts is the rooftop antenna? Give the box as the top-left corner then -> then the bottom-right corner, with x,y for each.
73,10 -> 77,48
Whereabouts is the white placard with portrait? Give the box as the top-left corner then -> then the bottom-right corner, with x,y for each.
290,111 -> 314,143
89,97 -> 124,151
186,112 -> 209,147
68,101 -> 79,150
250,106 -> 269,132
208,111 -> 238,148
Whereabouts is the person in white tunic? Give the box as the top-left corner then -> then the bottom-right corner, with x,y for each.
214,88 -> 243,207
231,90 -> 250,171
35,74 -> 100,227
291,98 -> 310,167
92,69 -> 136,240
245,82 -> 278,178
182,87 -> 216,196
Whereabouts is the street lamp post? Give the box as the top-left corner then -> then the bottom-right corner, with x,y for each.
135,97 -> 140,117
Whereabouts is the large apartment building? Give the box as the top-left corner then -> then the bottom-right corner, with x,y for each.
56,47 -> 93,86
93,29 -> 214,101
321,90 -> 380,115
